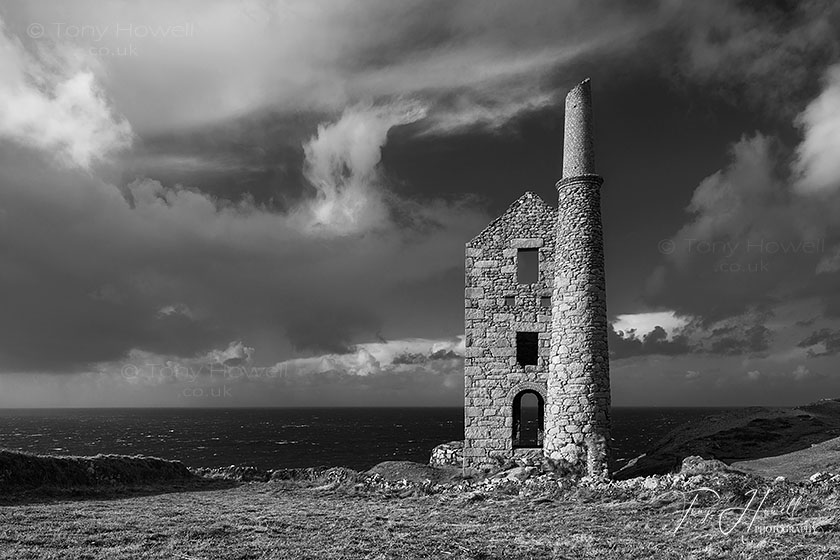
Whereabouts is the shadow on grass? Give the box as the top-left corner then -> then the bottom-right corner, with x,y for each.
0,477 -> 239,506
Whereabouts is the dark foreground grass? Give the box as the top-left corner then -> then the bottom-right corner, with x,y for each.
1,480 -> 838,559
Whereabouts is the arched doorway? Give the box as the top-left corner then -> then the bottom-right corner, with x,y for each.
512,390 -> 544,448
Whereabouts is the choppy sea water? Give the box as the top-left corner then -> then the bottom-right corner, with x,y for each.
0,407 -> 739,471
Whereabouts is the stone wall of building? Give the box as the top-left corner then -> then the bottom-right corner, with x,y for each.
462,79 -> 612,478
543,175 -> 611,477
463,192 -> 557,474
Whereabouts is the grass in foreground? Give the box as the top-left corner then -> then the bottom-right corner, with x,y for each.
1,478 -> 839,559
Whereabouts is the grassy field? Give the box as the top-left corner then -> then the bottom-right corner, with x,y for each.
2,434 -> 840,559
734,435 -> 840,481
1,478 -> 839,559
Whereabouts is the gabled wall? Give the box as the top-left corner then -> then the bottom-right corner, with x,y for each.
463,191 -> 558,473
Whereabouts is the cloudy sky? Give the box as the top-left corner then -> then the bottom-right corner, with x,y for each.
0,0 -> 839,407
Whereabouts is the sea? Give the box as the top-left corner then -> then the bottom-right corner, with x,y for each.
0,407 -> 739,471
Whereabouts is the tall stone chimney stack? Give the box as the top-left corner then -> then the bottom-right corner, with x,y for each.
544,78 -> 612,477
562,79 -> 596,177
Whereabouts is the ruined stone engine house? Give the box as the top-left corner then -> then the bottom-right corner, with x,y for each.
463,79 -> 612,477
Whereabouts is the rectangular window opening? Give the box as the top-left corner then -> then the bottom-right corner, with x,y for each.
516,248 -> 539,284
504,296 -> 515,306
540,296 -> 551,308
516,332 -> 539,366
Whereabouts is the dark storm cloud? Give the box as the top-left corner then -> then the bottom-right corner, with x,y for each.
284,306 -> 381,355
392,349 -> 461,365
226,339 -> 465,406
707,324 -> 772,356
710,325 -> 737,337
664,0 -> 840,115
609,318 -> 775,360
269,358 -> 464,406
0,338 -> 466,407
2,0 -> 840,409
825,295 -> 840,319
798,328 -> 840,357
646,129 -> 840,324
608,324 -> 693,359
0,138 -> 487,372
642,0 -> 840,326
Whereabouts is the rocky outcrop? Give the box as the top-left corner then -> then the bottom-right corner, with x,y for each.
430,441 -> 464,468
192,465 -> 277,482
195,453 -> 840,504
679,455 -> 735,475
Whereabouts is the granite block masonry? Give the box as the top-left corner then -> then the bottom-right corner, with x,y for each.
463,78 -> 612,477
429,441 -> 464,468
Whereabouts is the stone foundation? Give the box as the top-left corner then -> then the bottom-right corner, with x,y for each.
429,441 -> 464,468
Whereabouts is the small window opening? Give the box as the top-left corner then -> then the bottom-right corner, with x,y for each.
540,296 -> 551,308
512,390 -> 544,448
504,296 -> 515,306
517,248 -> 539,284
516,332 -> 538,366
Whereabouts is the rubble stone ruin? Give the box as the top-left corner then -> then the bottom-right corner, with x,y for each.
463,78 -> 611,478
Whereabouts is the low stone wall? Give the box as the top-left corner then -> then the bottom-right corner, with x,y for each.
0,449 -> 194,488
430,441 -> 464,467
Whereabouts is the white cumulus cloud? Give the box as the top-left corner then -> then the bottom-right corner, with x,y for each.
794,64 -> 840,195
0,18 -> 131,167
299,102 -> 426,234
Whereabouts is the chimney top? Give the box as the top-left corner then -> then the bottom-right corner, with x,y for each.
562,78 -> 596,178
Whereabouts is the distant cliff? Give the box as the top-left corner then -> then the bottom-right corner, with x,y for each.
614,398 -> 840,479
